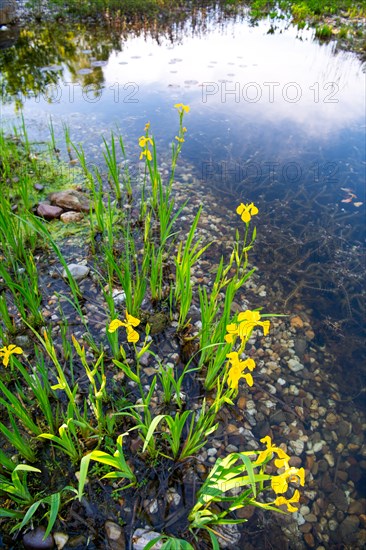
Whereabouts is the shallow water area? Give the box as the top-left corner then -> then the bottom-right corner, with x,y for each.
0,4 -> 366,549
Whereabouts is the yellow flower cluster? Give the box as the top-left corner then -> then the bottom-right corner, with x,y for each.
108,311 -> 141,344
225,310 -> 270,347
236,202 -> 258,223
174,103 -> 190,114
139,135 -> 153,162
226,352 -> 256,390
0,344 -> 23,367
256,436 -> 305,512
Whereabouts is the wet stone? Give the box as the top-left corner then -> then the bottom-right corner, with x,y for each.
60,211 -> 83,223
49,189 -> 92,212
348,464 -> 363,483
348,499 -> 366,514
53,533 -> 69,550
287,358 -> 304,372
294,337 -> 307,357
303,532 -> 315,547
338,420 -> 352,437
329,489 -> 348,512
37,203 -> 63,219
338,515 -> 360,542
23,527 -> 54,549
105,521 -> 125,550
290,316 -> 304,329
62,263 -> 90,281
132,529 -> 163,549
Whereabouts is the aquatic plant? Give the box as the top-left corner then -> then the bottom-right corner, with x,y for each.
0,106 -> 305,547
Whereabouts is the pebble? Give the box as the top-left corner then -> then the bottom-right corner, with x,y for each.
303,532 -> 315,547
329,488 -> 349,512
237,396 -> 246,409
290,316 -> 304,328
304,513 -> 317,523
287,358 -> 304,372
23,527 -> 54,549
105,521 -> 123,541
60,211 -> 83,223
105,521 -> 125,550
324,453 -> 335,467
339,515 -> 360,542
290,439 -> 305,456
313,441 -> 325,453
53,533 -> 69,550
62,263 -> 90,281
132,529 -> 163,549
166,488 -> 181,506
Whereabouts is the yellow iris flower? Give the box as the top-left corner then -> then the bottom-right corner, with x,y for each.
138,135 -> 153,162
174,103 -> 190,113
236,202 -> 258,223
271,466 -> 305,494
254,435 -> 290,468
139,136 -> 153,148
108,311 -> 141,344
0,344 -> 23,367
139,149 -> 152,162
225,310 -> 270,345
274,490 -> 300,512
226,351 -> 256,390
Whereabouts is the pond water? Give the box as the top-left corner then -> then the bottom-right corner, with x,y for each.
1,7 -> 365,389
0,6 -> 366,547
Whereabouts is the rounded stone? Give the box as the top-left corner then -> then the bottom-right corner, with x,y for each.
288,358 -> 304,372
53,533 -> 69,550
23,527 -> 54,549
105,521 -> 122,541
37,203 -> 63,219
60,211 -> 83,223
62,263 -> 90,281
339,515 -> 360,542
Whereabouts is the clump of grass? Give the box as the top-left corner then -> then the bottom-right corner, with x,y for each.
315,24 -> 333,39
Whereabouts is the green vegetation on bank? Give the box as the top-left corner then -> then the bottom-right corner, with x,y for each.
248,0 -> 366,54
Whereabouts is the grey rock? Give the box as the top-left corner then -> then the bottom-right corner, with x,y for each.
329,489 -> 348,512
294,337 -> 307,358
132,529 -> 163,549
23,527 -> 54,549
62,263 -> 90,281
15,334 -> 31,347
288,358 -> 304,372
338,515 -> 360,542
